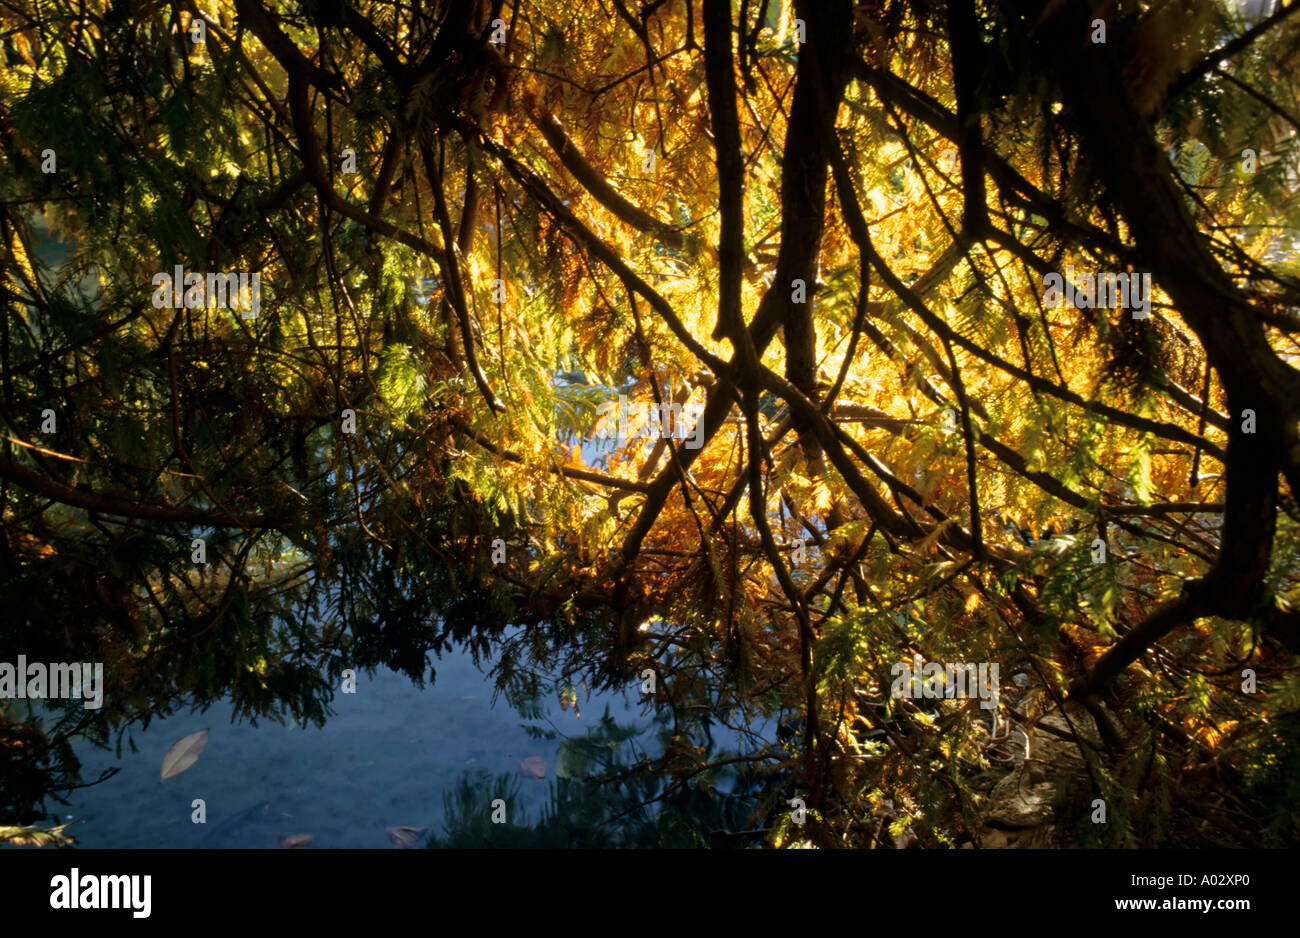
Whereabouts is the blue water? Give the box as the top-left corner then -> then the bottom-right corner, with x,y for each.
51,647 -> 648,848
16,218 -> 769,848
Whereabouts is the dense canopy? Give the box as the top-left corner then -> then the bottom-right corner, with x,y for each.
3,0 -> 1300,847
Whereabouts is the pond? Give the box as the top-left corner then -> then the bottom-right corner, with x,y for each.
6,218 -> 778,850
43,643 -> 661,848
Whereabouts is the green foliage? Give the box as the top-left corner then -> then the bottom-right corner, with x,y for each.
375,344 -> 427,424
2,0 -> 1298,851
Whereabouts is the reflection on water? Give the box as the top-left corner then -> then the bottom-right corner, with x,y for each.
6,219 -> 779,849
41,640 -> 771,848
52,647 -> 646,848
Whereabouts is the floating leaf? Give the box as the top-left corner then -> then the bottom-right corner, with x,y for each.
159,728 -> 209,782
519,755 -> 548,779
385,825 -> 429,848
0,820 -> 78,847
278,833 -> 313,848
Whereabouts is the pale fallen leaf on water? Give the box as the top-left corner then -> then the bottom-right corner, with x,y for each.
385,826 -> 429,848
519,756 -> 548,780
278,833 -> 313,848
159,729 -> 209,782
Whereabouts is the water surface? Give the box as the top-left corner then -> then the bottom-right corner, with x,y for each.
55,647 -> 646,848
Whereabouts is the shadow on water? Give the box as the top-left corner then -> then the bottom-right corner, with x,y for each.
7,635 -> 777,848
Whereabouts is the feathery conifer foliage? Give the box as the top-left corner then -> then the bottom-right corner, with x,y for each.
2,0 -> 1299,846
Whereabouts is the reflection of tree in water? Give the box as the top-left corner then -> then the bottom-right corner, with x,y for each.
1,704 -> 115,844
429,709 -> 777,849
